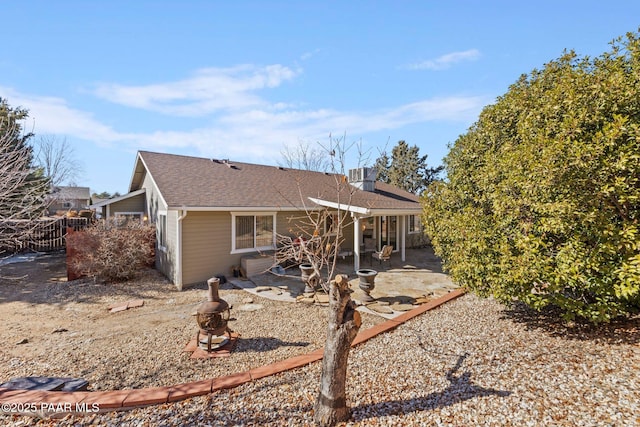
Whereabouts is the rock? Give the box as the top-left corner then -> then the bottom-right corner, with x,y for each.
52,328 -> 68,333
237,303 -> 264,312
110,305 -> 128,313
367,304 -> 394,314
242,297 -> 254,304
255,286 -> 271,292
315,294 -> 329,304
390,304 -> 415,312
16,338 -> 29,345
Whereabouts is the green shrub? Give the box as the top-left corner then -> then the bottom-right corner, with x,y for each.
66,220 -> 155,282
423,30 -> 640,323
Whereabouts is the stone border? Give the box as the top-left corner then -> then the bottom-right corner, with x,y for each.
0,289 -> 465,417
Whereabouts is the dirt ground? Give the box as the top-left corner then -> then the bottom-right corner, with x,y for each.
0,248 -> 456,391
0,248 -> 456,346
0,251 -> 205,358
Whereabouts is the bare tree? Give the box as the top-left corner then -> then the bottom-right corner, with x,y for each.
33,134 -> 83,187
0,116 -> 50,256
275,134 -> 368,426
279,139 -> 332,172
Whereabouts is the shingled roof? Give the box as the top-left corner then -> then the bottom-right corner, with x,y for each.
130,151 -> 421,213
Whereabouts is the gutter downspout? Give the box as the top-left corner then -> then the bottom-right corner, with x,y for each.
176,210 -> 188,291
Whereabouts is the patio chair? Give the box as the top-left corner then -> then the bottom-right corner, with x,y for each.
372,244 -> 393,268
362,237 -> 376,262
337,245 -> 353,260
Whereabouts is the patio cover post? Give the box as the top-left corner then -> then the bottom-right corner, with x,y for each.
401,215 -> 406,262
352,214 -> 361,271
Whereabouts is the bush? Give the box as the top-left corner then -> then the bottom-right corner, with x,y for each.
423,30 -> 640,323
66,220 -> 155,282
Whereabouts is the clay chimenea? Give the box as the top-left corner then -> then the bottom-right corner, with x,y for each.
195,277 -> 231,351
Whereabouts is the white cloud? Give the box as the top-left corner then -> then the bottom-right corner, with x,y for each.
404,49 -> 481,71
0,87 -> 129,143
91,64 -> 300,117
1,80 -> 486,166
300,49 -> 321,61
140,95 -> 486,160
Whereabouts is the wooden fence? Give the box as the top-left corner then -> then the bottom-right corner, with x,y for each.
0,217 -> 90,254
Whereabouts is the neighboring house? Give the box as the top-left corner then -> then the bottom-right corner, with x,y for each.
93,151 -> 425,290
88,198 -> 109,219
47,186 -> 91,216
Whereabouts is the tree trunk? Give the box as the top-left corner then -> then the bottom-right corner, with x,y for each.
314,274 -> 362,426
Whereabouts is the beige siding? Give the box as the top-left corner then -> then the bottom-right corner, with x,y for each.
181,211 -> 306,286
108,193 -> 146,216
181,211 -> 239,286
135,172 -> 175,282
276,210 -> 307,238
142,173 -> 167,221
276,209 -> 355,246
157,210 -> 178,283
341,221 -> 355,251
175,211 -> 426,288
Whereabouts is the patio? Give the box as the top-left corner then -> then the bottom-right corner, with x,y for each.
230,246 -> 459,319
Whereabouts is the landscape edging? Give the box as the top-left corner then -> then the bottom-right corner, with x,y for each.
0,288 -> 466,416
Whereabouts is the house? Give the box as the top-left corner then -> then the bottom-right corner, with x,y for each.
93,151 -> 425,289
47,186 -> 91,216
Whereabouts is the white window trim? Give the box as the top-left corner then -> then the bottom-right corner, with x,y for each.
408,214 -> 422,234
230,212 -> 276,254
157,211 -> 168,252
115,211 -> 144,221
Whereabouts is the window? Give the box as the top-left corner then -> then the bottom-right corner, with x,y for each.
232,213 -> 275,253
157,213 -> 167,250
408,214 -> 421,234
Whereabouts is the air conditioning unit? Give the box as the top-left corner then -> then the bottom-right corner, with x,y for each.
348,167 -> 377,192
348,168 -> 364,182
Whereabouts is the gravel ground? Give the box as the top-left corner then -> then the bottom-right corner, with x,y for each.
0,267 -> 383,391
3,293 -> 639,426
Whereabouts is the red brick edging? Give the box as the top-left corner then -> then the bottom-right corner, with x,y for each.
0,289 -> 465,416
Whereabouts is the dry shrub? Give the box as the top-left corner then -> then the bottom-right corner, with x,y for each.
66,220 -> 155,282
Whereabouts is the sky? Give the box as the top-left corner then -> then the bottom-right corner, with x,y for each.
1,1 -> 639,195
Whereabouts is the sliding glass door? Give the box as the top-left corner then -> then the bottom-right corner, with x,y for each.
379,215 -> 397,250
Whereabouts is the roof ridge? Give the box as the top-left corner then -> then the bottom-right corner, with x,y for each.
138,150 -> 344,177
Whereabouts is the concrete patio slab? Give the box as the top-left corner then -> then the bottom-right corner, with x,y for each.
229,247 -> 458,319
